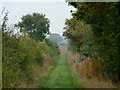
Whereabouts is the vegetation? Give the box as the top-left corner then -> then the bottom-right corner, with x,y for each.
2,2 -> 120,88
42,54 -> 82,88
2,11 -> 60,88
68,52 -> 117,88
63,18 -> 93,56
63,2 -> 120,83
15,13 -> 50,41
45,39 -> 60,56
0,28 -> 2,89
2,30 -> 60,88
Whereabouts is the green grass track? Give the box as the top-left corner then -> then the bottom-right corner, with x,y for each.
42,53 -> 83,88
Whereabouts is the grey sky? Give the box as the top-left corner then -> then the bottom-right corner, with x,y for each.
1,2 -> 76,35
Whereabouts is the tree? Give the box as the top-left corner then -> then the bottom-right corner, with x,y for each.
1,7 -> 9,31
63,17 -> 93,55
67,2 -> 120,82
16,13 -> 50,41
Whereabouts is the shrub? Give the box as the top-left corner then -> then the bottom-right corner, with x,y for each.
2,31 -> 60,88
45,39 -> 60,56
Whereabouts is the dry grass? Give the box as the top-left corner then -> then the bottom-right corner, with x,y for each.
68,51 -> 117,88
78,74 -> 116,88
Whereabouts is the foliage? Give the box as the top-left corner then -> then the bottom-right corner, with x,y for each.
1,8 -> 9,31
64,2 -> 120,82
2,9 -> 60,87
3,31 -> 21,87
15,13 -> 50,41
2,30 -> 59,88
63,17 -> 93,56
45,39 -> 60,56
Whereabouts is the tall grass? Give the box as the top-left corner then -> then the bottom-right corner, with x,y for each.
68,51 -> 117,88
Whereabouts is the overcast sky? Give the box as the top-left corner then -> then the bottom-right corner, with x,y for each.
1,2 -> 76,35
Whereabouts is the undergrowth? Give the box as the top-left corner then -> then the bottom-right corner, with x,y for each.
2,30 -> 60,88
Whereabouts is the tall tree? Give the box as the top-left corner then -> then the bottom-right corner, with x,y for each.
16,13 -> 50,41
66,2 -> 120,82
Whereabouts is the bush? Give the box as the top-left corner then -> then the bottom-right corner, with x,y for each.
2,31 -> 60,88
3,32 -> 21,87
45,39 -> 60,56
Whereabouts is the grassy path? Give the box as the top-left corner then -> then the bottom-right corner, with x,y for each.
43,53 -> 83,88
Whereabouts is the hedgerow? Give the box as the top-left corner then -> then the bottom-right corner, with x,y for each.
2,30 -> 60,88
